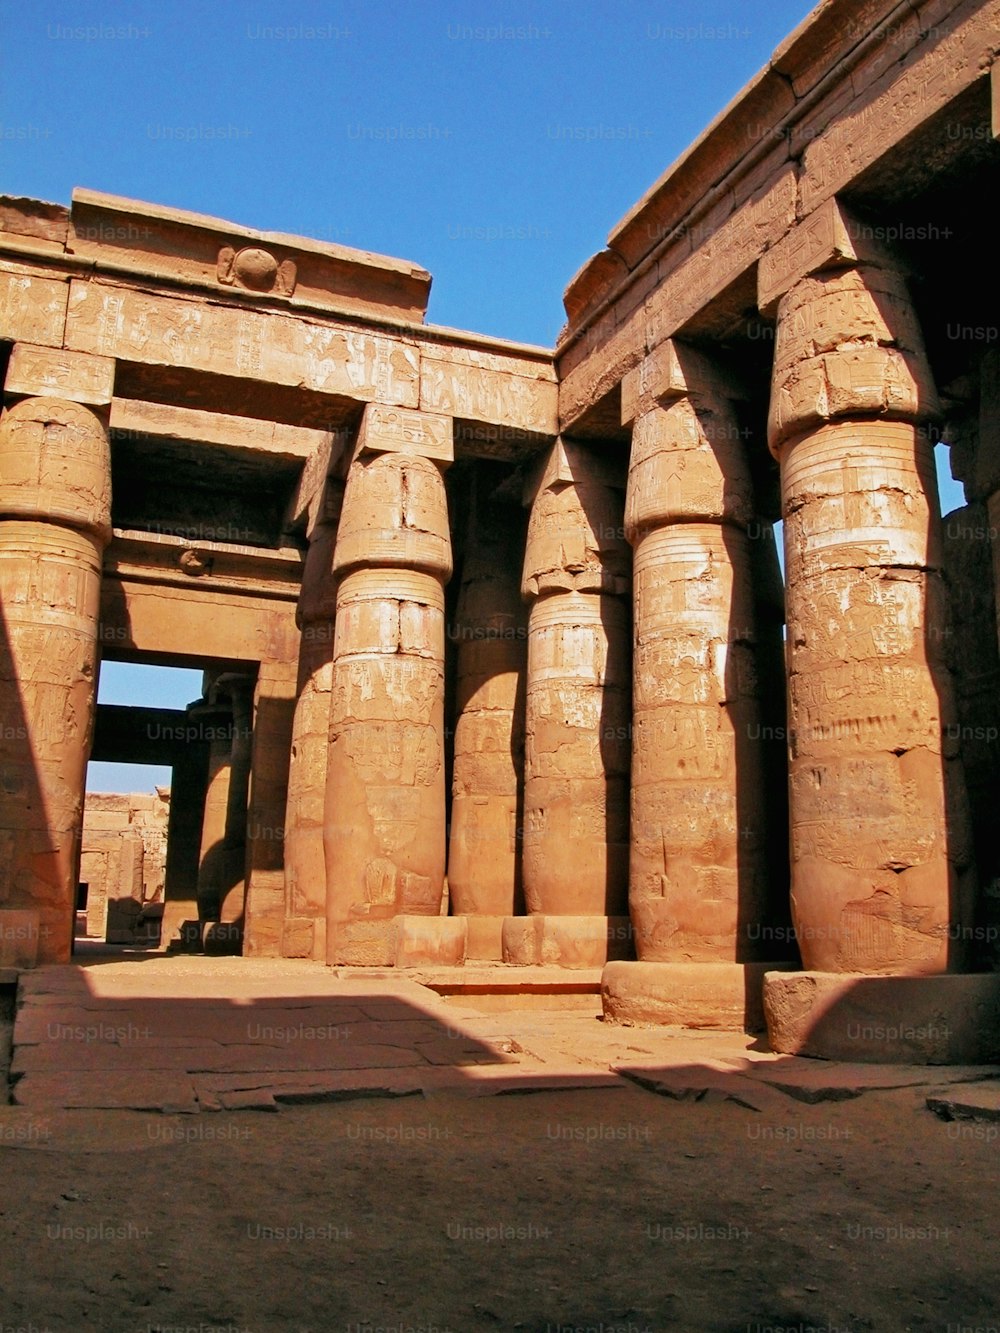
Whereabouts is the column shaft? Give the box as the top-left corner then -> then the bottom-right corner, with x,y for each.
510,439 -> 630,966
769,236 -> 974,973
0,398 -> 110,964
324,446 -> 452,965
448,483 -> 527,945
625,368 -> 772,962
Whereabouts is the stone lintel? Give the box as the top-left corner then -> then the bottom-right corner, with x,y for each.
110,397 -> 334,460
621,339 -> 745,426
758,196 -> 891,317
352,403 -> 454,466
69,188 -> 432,322
763,971 -> 1000,1064
521,436 -> 626,509
5,344 -> 115,408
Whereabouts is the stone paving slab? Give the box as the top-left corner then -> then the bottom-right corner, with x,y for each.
926,1084 -> 1000,1122
612,1064 -> 793,1113
13,1071 -> 201,1113
10,956 -> 1000,1114
737,1058 -> 1000,1103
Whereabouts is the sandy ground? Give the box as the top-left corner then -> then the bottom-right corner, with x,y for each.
2,1057 -> 999,1332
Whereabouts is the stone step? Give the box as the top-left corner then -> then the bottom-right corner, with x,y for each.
332,965 -> 604,1012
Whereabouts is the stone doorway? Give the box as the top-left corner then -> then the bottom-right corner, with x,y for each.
86,657 -> 259,956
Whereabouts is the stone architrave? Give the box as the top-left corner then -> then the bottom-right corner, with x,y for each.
324,409 -> 453,966
0,397 -> 111,964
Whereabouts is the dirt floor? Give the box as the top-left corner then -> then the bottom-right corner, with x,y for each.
2,1063 -> 999,1332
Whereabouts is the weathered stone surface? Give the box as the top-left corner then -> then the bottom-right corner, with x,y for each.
448,486 -> 527,921
419,341 -> 557,437
0,399 -> 111,964
65,280 -> 422,407
0,909 -> 42,968
769,252 -> 974,974
763,970 -> 1000,1063
392,915 -> 467,967
325,442 -> 452,965
0,266 -> 68,348
502,915 -> 633,969
355,403 -> 453,463
68,187 -> 433,322
625,366 -> 774,965
5,344 -> 115,408
602,960 -> 794,1032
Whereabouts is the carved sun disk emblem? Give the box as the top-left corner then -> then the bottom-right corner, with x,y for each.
218,245 -> 296,295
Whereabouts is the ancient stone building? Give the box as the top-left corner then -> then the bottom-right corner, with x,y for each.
78,788 -> 169,942
1,0 -> 998,1056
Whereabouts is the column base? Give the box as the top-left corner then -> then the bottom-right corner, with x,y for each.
393,915 -> 467,967
281,916 -> 327,961
160,901 -> 198,951
602,960 -> 795,1031
503,916 -> 634,969
763,970 -> 1000,1064
459,915 -> 506,962
328,916 -> 465,967
0,909 -> 41,968
203,921 -> 243,956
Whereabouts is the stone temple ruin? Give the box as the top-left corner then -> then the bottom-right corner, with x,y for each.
1,0 -> 999,1061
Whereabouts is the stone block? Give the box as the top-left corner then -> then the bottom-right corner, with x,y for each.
354,403 -> 453,464
392,915 -> 467,968
763,970 -> 1000,1063
602,960 -> 795,1031
0,909 -> 41,968
5,343 -> 115,407
461,915 -> 506,962
503,916 -> 633,969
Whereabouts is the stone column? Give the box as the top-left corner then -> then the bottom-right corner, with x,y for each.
212,672 -> 255,949
324,406 -> 457,966
447,475 -> 527,960
160,709 -> 209,951
762,198 -> 975,980
242,660 -> 298,955
193,686 -> 235,933
621,341 -> 776,964
504,438 -> 631,968
600,344 -> 793,1031
283,481 -> 343,960
0,396 -> 111,964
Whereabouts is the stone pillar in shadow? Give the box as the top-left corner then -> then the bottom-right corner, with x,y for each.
762,198 -> 975,978
193,680 -> 235,934
324,406 -> 457,966
447,475 -> 527,961
160,712 -> 209,952
0,397 -> 111,964
283,480 -> 343,960
213,671 -> 255,949
504,437 -> 631,968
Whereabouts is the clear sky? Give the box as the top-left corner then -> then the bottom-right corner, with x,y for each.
1,0 -> 966,791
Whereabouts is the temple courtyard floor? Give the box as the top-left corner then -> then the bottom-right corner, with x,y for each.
1,951 -> 999,1333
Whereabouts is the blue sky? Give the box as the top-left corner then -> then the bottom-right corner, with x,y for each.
1,1 -> 965,791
